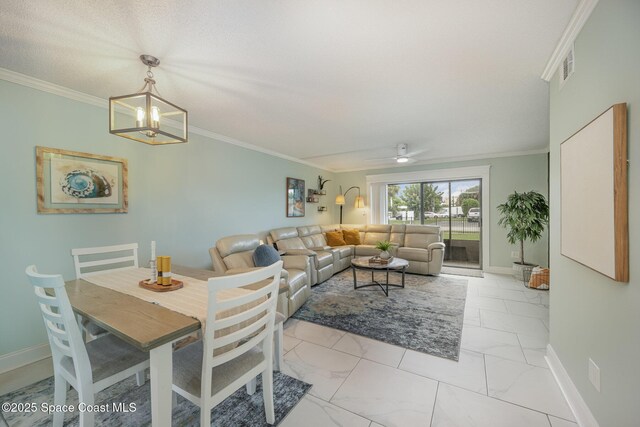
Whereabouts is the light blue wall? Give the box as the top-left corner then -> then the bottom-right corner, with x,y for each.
335,154 -> 549,269
548,1 -> 640,425
0,79 -> 335,357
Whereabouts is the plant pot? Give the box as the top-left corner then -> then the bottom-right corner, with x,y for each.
512,262 -> 537,281
379,250 -> 391,260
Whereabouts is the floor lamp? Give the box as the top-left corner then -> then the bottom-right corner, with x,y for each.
336,186 -> 365,224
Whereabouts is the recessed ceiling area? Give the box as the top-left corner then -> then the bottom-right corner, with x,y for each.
0,0 -> 578,171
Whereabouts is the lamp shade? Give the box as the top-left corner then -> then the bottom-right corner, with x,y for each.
354,196 -> 365,208
335,194 -> 346,205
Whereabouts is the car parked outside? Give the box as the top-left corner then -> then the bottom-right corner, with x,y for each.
424,211 -> 436,218
468,207 -> 480,222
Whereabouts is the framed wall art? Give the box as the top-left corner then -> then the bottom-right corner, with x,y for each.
36,146 -> 128,214
560,103 -> 628,282
286,177 -> 305,217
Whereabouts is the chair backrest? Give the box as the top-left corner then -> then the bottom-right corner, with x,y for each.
71,243 -> 139,279
201,261 -> 283,396
25,265 -> 92,383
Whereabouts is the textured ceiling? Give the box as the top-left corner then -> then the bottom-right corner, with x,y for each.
0,0 -> 577,171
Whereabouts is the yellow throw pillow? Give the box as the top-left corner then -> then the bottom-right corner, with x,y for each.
325,230 -> 347,246
342,229 -> 361,245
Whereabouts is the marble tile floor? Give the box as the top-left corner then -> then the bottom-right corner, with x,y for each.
280,272 -> 576,427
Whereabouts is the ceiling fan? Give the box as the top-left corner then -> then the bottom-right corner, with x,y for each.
364,143 -> 428,164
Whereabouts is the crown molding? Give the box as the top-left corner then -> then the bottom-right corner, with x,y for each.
0,67 -> 548,174
0,67 -> 334,173
0,67 -> 106,108
186,125 -> 334,172
541,0 -> 599,82
336,147 -> 549,173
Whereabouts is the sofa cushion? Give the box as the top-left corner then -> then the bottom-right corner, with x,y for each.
270,227 -> 299,242
321,224 -> 342,233
326,230 -> 346,246
363,232 -> 390,245
275,237 -> 307,251
404,232 -> 439,249
397,247 -> 430,262
342,229 -> 361,245
223,251 -> 256,270
354,245 -> 381,257
216,234 -> 260,258
286,269 -> 308,295
365,224 -> 392,233
315,251 -> 333,268
252,244 -> 281,267
334,245 -> 354,259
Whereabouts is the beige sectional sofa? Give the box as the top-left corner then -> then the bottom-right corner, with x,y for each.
210,224 -> 445,320
269,223 -> 446,285
209,234 -> 312,319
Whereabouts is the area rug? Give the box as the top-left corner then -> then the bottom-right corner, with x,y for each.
441,266 -> 484,278
293,269 -> 467,361
1,371 -> 310,427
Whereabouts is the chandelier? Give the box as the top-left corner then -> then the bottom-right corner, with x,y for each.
109,55 -> 188,145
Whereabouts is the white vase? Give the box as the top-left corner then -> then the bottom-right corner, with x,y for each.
380,250 -> 391,260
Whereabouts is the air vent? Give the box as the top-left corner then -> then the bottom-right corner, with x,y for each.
560,45 -> 575,88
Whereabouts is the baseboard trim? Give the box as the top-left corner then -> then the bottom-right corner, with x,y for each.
0,343 -> 51,374
546,344 -> 600,427
484,266 -> 513,275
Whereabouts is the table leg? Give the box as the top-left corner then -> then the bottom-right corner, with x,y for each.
352,266 -> 357,289
150,343 -> 173,427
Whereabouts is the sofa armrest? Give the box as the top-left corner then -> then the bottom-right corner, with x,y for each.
310,246 -> 332,251
282,255 -> 310,272
428,242 -> 446,251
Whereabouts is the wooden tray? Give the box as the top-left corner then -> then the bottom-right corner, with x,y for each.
139,278 -> 184,292
369,256 -> 393,265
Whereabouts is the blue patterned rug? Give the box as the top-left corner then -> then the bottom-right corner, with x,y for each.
1,371 -> 310,426
293,269 -> 468,361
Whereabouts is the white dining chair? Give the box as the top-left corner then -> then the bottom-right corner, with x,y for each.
70,243 -> 145,386
172,261 -> 283,426
71,243 -> 139,279
25,265 -> 150,427
71,243 -> 139,339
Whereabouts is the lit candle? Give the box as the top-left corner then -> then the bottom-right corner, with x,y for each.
151,240 -> 156,260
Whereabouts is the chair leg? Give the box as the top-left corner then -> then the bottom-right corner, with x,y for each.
135,370 -> 145,386
262,369 -> 275,424
52,374 -> 67,427
77,379 -> 94,427
200,407 -> 211,427
273,322 -> 283,372
246,377 -> 257,395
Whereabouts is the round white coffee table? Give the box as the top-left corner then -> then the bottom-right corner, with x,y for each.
350,257 -> 409,296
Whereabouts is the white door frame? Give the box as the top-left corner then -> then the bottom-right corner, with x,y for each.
366,165 -> 491,269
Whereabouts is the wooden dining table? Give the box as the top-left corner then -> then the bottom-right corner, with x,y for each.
64,266 -> 217,427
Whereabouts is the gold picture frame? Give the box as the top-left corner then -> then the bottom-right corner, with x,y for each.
36,146 -> 128,214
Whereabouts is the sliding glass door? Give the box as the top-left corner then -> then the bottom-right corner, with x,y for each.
386,178 -> 482,269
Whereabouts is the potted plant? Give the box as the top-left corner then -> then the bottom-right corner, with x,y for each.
497,191 -> 549,279
375,240 -> 393,260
